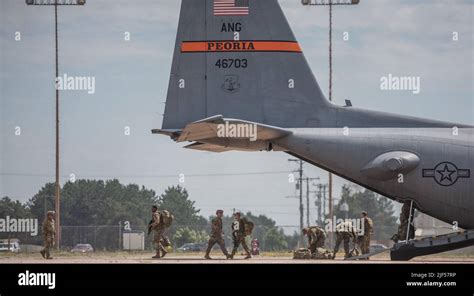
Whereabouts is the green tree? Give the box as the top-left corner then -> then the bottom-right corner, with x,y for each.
221,211 -> 285,251
263,228 -> 288,251
0,197 -> 34,243
172,227 -> 209,247
333,185 -> 398,241
154,185 -> 207,227
0,196 -> 31,218
285,231 -> 301,250
27,183 -> 55,221
27,180 -> 156,250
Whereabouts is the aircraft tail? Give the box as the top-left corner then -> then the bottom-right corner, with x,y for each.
160,0 -> 462,132
161,0 -> 330,130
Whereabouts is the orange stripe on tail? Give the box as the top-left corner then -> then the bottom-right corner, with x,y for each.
181,41 -> 302,53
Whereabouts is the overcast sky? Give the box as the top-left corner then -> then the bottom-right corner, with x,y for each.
1,0 -> 472,230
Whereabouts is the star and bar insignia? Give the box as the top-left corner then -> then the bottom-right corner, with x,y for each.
422,162 -> 470,186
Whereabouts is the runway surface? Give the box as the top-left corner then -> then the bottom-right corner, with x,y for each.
1,252 -> 473,264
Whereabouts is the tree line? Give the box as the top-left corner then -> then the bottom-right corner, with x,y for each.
0,180 -> 398,250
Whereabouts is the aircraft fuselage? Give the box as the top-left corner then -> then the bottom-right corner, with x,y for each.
275,128 -> 474,229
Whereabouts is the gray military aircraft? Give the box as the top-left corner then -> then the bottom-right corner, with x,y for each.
153,0 -> 473,260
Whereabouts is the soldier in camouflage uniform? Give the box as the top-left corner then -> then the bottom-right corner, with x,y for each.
333,221 -> 357,259
302,226 -> 326,254
392,201 -> 416,243
149,205 -> 168,259
359,211 -> 373,257
230,212 -> 251,259
205,209 -> 230,259
40,211 -> 55,259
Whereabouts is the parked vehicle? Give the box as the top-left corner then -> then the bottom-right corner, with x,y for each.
71,244 -> 94,253
0,241 -> 20,253
176,243 -> 206,252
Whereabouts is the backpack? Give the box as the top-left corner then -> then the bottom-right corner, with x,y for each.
160,236 -> 171,247
160,210 -> 174,228
366,218 -> 374,234
293,248 -> 311,260
311,247 -> 333,260
241,218 -> 254,236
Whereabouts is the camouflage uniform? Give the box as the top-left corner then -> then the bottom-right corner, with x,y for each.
304,226 -> 326,253
360,216 -> 373,255
41,214 -> 55,259
151,211 -> 167,258
230,219 -> 250,259
333,221 -> 357,259
205,216 -> 229,258
393,202 -> 416,242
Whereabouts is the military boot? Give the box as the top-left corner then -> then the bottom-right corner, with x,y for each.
204,246 -> 212,259
161,247 -> 168,258
152,252 -> 161,259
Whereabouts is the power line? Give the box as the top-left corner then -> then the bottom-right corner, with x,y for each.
0,170 -> 293,179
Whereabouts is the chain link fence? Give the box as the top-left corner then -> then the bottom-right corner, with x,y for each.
55,224 -> 399,251
3,224 -> 454,253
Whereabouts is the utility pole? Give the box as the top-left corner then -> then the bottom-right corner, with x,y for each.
301,0 -> 360,248
316,184 -> 322,225
288,159 -> 304,242
306,178 -> 310,227
118,221 -> 122,250
329,173 -> 333,245
26,0 -> 86,250
316,183 -> 328,225
305,177 -> 320,227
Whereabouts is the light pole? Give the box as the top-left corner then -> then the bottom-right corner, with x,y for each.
301,0 -> 360,249
26,0 -> 86,249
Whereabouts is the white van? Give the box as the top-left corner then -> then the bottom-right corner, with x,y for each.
0,240 -> 20,253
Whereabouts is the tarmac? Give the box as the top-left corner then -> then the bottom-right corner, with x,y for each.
1,252 -> 473,264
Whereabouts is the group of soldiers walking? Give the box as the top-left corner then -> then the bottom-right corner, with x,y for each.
149,207 -> 253,260
39,206 -> 254,260
205,210 -> 252,260
300,211 -> 374,260
41,205 -> 418,260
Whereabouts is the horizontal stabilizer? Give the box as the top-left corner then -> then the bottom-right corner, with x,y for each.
176,115 -> 291,143
184,142 -> 250,153
151,128 -> 181,140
